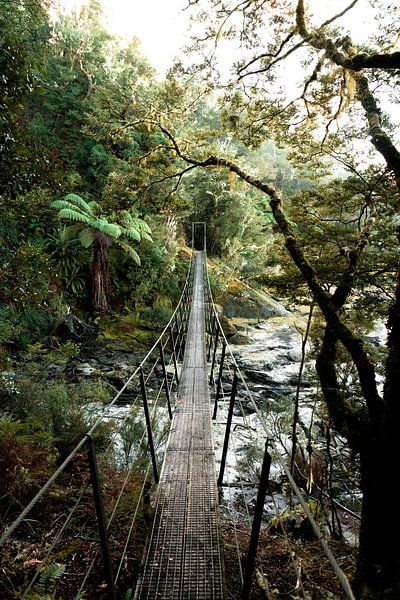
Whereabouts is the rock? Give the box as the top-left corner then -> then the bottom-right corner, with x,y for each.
219,316 -> 238,337
76,363 -> 98,377
229,332 -> 251,345
214,304 -> 224,316
219,279 -> 289,319
261,386 -> 294,399
233,401 -> 256,416
56,314 -> 99,344
235,323 -> 252,334
287,349 -> 302,362
244,369 -> 275,385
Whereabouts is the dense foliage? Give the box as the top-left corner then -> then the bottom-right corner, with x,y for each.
2,0 -> 400,598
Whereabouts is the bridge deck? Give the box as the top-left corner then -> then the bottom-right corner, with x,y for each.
134,251 -> 225,600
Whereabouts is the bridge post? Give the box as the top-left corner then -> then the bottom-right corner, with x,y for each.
169,325 -> 180,386
217,370 -> 238,487
209,327 -> 220,384
177,304 -> 186,361
212,341 -> 226,420
87,435 -> 117,600
207,314 -> 217,361
139,368 -> 159,484
159,341 -> 173,419
241,440 -> 272,600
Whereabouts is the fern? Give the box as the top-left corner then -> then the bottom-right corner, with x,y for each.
64,193 -> 92,214
87,200 -> 101,213
116,240 -> 141,265
57,208 -> 91,223
79,227 -> 95,248
39,562 -> 65,592
92,219 -> 121,238
50,200 -> 90,216
132,219 -> 151,234
122,226 -> 141,241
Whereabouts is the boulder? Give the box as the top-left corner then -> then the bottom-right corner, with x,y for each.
219,316 -> 238,337
245,369 -> 275,385
56,314 -> 100,344
229,332 -> 251,345
218,279 -> 289,320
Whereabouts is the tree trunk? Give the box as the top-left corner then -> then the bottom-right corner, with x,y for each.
354,435 -> 400,599
91,240 -> 111,312
352,261 -> 400,598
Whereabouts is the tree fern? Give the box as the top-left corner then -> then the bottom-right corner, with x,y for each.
132,218 -> 152,241
51,193 -> 152,311
51,199 -> 91,218
88,200 -> 101,213
92,220 -> 121,238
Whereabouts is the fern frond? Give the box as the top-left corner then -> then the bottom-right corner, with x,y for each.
79,227 -> 95,248
133,219 -> 152,235
65,224 -> 82,239
51,200 -> 89,216
116,240 -> 141,265
92,219 -> 121,238
64,193 -> 93,215
121,226 -> 140,242
57,208 -> 91,224
88,200 -> 101,214
141,231 -> 153,242
39,562 -> 65,592
118,210 -> 133,227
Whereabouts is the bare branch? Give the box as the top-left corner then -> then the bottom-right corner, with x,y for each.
319,0 -> 359,29
238,36 -> 310,80
237,30 -> 295,76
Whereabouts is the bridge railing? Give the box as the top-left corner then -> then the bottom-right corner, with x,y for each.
0,253 -> 195,600
202,253 -> 356,600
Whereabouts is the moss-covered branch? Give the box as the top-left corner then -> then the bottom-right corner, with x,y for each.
139,120 -> 384,428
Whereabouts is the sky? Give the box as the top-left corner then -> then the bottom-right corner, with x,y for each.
54,0 -> 377,76
54,0 -> 190,75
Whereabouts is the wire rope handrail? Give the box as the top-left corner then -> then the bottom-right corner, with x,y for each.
0,250 -> 195,600
202,252 -> 356,600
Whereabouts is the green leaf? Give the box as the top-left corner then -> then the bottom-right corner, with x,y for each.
51,200 -> 88,215
92,219 -> 121,238
64,194 -> 92,215
122,226 -> 140,241
57,209 -> 90,224
88,200 -> 101,214
116,241 -> 141,265
65,224 -> 82,239
79,228 -> 95,248
132,219 -> 152,234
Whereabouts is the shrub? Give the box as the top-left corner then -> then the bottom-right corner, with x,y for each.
0,414 -> 56,510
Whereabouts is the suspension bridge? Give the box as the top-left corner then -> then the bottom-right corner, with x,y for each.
0,226 -> 356,600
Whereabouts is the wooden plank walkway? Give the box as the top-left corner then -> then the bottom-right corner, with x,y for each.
134,251 -> 225,600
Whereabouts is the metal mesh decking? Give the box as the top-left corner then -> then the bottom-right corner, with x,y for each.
134,251 -> 225,600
